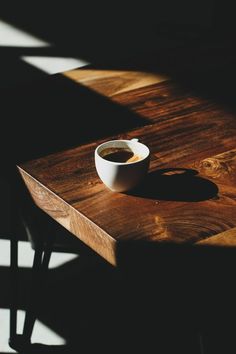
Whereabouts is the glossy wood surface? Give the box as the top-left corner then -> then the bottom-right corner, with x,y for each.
18,54 -> 236,266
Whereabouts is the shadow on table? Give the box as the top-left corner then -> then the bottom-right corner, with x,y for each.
1,74 -> 150,169
128,168 -> 218,202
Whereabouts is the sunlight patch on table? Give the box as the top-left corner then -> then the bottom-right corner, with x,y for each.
64,69 -> 169,97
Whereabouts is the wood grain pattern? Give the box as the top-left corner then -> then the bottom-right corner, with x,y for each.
18,65 -> 236,265
19,169 -> 117,265
196,148 -> 236,183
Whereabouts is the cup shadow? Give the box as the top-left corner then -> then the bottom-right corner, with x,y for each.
128,168 -> 218,202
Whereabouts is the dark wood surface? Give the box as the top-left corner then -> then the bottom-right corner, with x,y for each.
18,52 -> 236,266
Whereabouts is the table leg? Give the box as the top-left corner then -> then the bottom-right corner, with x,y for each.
8,232 -> 18,349
23,239 -> 52,339
22,245 -> 44,341
8,175 -> 20,350
9,241 -> 52,351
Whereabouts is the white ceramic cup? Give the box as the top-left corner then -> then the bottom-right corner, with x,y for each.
95,138 -> 150,192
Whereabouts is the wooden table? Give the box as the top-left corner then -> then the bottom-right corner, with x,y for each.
17,47 -> 236,267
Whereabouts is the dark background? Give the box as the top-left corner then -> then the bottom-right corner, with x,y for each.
1,1 -> 216,64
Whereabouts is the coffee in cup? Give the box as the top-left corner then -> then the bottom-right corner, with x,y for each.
100,147 -> 141,163
95,138 -> 150,192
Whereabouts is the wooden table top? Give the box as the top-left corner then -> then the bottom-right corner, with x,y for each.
18,48 -> 236,266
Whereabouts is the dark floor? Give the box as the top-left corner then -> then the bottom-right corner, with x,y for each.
1,228 -> 236,354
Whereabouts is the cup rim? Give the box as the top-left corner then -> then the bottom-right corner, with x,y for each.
95,139 -> 150,165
